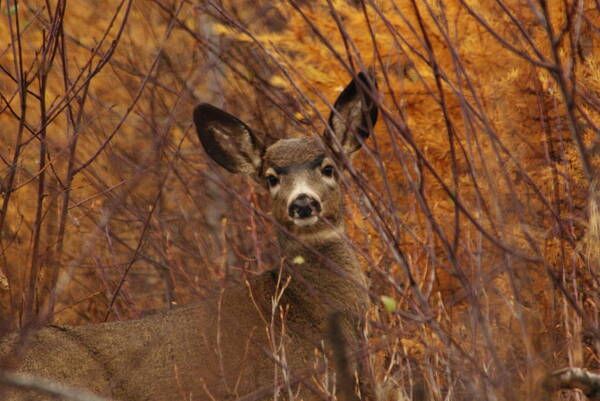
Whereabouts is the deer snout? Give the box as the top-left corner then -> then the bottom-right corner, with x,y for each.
289,194 -> 321,220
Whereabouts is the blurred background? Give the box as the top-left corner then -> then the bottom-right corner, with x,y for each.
0,0 -> 598,399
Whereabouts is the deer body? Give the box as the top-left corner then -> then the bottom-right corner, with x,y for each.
0,73 -> 377,401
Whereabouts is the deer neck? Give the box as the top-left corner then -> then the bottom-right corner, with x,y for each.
278,224 -> 359,272
274,224 -> 369,322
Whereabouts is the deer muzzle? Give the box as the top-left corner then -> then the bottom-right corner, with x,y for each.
289,194 -> 322,223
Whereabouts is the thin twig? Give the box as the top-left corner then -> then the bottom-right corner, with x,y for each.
0,371 -> 112,401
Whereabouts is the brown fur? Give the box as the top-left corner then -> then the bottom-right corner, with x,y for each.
1,255 -> 367,400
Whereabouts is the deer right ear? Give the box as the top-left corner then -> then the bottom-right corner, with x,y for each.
325,72 -> 378,156
194,104 -> 265,176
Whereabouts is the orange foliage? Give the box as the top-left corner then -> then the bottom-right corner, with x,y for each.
0,0 -> 598,399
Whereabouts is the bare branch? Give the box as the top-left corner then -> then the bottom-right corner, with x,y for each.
0,371 -> 112,401
544,368 -> 600,400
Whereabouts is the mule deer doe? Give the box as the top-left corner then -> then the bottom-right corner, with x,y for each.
0,72 -> 378,401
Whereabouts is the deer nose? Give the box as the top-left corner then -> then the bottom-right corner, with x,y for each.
289,194 -> 321,219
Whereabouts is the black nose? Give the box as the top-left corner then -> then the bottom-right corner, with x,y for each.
289,194 -> 321,219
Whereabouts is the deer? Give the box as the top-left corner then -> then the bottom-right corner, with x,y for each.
0,72 -> 379,401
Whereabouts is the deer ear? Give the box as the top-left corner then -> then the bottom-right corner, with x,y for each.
194,104 -> 265,175
325,72 -> 378,155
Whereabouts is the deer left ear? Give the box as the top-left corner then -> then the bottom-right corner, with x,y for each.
194,104 -> 265,176
325,72 -> 378,156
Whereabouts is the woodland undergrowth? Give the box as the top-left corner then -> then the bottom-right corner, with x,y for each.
0,0 -> 598,400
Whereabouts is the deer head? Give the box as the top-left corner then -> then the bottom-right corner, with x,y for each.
193,73 -> 378,237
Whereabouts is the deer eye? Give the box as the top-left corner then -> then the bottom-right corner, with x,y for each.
266,175 -> 279,187
321,165 -> 335,178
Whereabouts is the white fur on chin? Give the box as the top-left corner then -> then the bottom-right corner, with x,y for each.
293,216 -> 319,227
